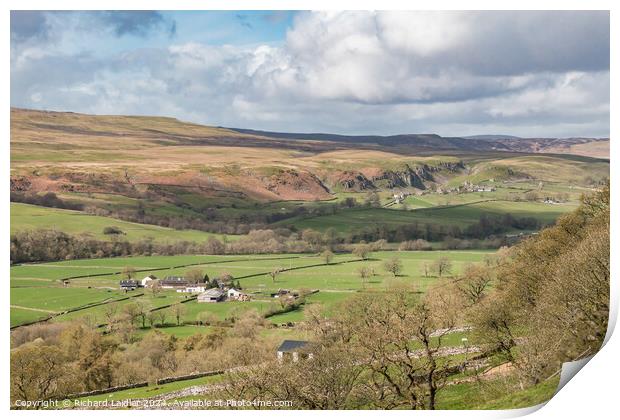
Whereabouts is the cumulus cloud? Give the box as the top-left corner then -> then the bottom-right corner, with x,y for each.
10,11 -> 610,137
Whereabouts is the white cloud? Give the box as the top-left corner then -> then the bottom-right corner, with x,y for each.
10,11 -> 609,137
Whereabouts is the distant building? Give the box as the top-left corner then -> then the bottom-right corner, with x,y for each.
120,280 -> 139,291
141,275 -> 158,287
215,276 -> 234,289
185,285 -> 208,294
270,289 -> 299,299
197,288 -> 224,303
227,288 -> 249,301
161,276 -> 189,290
277,340 -> 314,362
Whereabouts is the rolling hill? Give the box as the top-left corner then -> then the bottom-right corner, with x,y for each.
10,108 -> 609,241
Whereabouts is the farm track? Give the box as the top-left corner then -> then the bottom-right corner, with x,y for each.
10,305 -> 56,314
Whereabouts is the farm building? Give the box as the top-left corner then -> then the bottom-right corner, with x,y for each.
185,285 -> 207,294
227,288 -> 249,301
197,288 -> 224,303
277,340 -> 314,362
271,289 -> 299,299
141,274 -> 158,287
161,276 -> 189,290
215,276 -> 235,289
120,280 -> 139,291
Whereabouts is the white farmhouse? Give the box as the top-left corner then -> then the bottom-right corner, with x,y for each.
141,274 -> 158,287
185,285 -> 207,294
227,288 -> 249,301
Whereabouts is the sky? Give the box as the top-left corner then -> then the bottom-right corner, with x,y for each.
10,10 -> 610,138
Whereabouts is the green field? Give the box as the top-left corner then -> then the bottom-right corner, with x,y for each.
276,199 -> 576,232
437,375 -> 559,410
10,250 -> 492,328
11,203 -> 238,243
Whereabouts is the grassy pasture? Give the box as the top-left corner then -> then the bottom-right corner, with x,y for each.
483,155 -> 609,184
10,287 -> 130,312
10,254 -> 291,286
11,251 -> 492,328
10,287 -> 139,327
180,300 -> 269,322
52,291 -> 183,325
10,307 -> 52,327
11,203 -> 238,243
278,199 -> 576,232
437,375 -> 559,410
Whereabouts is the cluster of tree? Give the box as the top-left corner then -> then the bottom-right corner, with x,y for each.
87,205 -> 262,235
225,287 -> 463,409
463,214 -> 539,239
11,310 -> 272,403
399,237 -> 505,251
103,226 -> 125,235
399,239 -> 433,251
10,224 -> 505,265
419,256 -> 453,278
441,236 -> 506,250
469,184 -> 609,386
338,214 -> 537,245
521,191 -> 570,203
263,293 -> 307,319
10,230 -> 181,263
11,192 -> 84,211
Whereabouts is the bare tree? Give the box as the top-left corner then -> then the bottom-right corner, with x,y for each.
269,267 -> 282,283
353,243 -> 372,260
185,268 -> 205,284
133,299 -> 151,328
171,304 -> 187,326
122,302 -> 142,326
456,264 -> 493,306
150,280 -> 162,296
356,266 -> 373,289
340,289 -> 458,409
431,256 -> 452,277
225,342 -> 364,409
383,256 -> 404,277
321,249 -> 334,265
153,310 -> 167,327
103,303 -> 119,332
420,262 -> 430,278
121,266 -> 136,280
